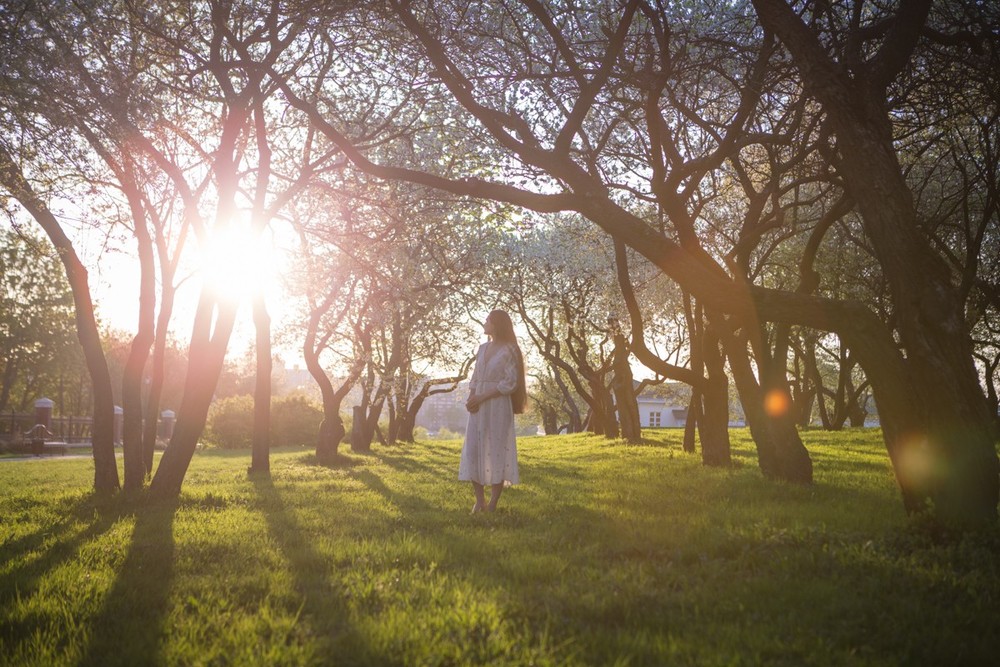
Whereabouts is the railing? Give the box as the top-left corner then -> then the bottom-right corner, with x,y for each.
0,412 -> 93,444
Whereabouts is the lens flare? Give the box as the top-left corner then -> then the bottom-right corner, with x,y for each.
897,434 -> 934,486
763,389 -> 791,418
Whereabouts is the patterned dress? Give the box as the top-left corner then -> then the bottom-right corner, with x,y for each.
458,342 -> 520,485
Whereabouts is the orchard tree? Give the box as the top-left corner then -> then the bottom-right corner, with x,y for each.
275,0 -> 1000,525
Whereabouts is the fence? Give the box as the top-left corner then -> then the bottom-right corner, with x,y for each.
0,412 -> 94,444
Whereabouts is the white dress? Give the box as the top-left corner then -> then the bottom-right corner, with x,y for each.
458,342 -> 520,485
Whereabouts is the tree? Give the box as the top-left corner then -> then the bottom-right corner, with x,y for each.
274,0 -> 998,525
0,226 -> 80,414
750,0 -> 999,524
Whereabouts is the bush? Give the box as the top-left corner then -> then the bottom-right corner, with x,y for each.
271,394 -> 324,447
205,395 -> 254,449
205,394 -> 325,449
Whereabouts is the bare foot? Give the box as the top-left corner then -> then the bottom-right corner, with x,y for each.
471,502 -> 484,514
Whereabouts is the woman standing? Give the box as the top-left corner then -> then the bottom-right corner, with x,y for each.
459,309 -> 527,513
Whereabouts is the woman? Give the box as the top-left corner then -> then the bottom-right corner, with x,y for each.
459,309 -> 527,513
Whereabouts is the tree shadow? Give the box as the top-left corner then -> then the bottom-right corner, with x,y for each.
77,496 -> 178,667
249,476 -> 354,653
296,452 -> 367,469
0,494 -> 124,610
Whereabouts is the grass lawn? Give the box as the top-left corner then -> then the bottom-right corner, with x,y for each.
1,429 -> 998,666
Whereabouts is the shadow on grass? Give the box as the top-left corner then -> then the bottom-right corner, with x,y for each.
374,451 -> 455,479
249,476 -> 354,654
296,452 -> 366,469
0,494 -> 124,610
78,496 -> 178,667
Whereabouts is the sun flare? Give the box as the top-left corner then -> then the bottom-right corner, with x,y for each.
196,225 -> 274,305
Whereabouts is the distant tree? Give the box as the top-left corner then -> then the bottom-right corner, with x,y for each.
0,227 -> 80,414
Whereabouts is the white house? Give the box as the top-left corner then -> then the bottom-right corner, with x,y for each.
636,393 -> 687,428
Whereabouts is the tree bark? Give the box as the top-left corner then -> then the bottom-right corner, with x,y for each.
250,294 -> 271,475
552,369 -> 583,433
142,280 -> 176,474
120,174 -> 156,492
722,324 -> 812,483
700,323 -> 732,467
682,294 -> 704,453
610,332 -> 642,444
150,292 -> 239,496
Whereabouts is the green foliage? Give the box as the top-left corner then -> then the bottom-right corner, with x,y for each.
205,394 -> 326,449
204,395 -> 254,449
0,227 -> 82,414
270,394 -> 323,447
1,430 -> 999,666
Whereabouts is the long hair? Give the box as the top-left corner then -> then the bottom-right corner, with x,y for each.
487,309 -> 528,414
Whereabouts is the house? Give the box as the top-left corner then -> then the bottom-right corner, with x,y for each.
636,394 -> 688,427
634,382 -> 689,428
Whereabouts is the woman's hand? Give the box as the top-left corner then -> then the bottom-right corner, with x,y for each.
467,390 -> 498,413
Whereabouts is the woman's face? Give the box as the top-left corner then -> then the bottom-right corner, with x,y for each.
484,316 -> 495,337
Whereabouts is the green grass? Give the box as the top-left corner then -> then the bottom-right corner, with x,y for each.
2,429 -> 998,666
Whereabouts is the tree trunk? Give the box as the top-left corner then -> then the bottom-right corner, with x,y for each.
121,321 -> 154,491
250,294 -> 271,475
396,408 -> 418,443
586,378 -> 617,438
790,341 -> 817,428
150,292 -> 238,496
306,351 -> 341,464
386,395 -> 400,445
318,416 -> 345,461
552,369 -> 582,433
610,332 -> 642,444
683,391 -> 701,453
801,335 -> 831,429
723,326 -> 812,483
142,282 -> 176,475
682,294 -> 704,454
351,398 -> 384,453
121,181 -> 156,492
541,405 -> 558,435
700,324 -> 732,467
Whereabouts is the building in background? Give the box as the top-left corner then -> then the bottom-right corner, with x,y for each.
634,382 -> 690,428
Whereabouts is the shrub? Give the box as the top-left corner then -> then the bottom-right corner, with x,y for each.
271,394 -> 323,447
203,395 -> 370,449
205,395 -> 254,449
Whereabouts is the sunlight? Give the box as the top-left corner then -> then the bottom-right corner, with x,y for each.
197,224 -> 273,306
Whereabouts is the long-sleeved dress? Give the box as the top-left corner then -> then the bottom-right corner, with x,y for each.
458,341 -> 520,486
